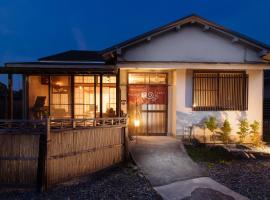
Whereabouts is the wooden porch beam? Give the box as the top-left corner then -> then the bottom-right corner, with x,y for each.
175,25 -> 181,31
116,69 -> 121,117
70,75 -> 75,119
203,25 -> 210,31
99,74 -> 103,118
232,37 -> 239,43
22,75 -> 29,119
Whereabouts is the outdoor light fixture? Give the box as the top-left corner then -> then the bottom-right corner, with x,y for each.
134,119 -> 140,127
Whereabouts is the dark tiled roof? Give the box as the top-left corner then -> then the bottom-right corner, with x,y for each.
38,50 -> 105,62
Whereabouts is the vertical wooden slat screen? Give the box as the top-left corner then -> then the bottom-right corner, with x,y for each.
193,71 -> 248,111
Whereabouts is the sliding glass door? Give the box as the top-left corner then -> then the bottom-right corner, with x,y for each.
28,75 -> 118,119
74,76 -> 95,118
102,76 -> 116,117
128,73 -> 168,136
50,76 -> 71,118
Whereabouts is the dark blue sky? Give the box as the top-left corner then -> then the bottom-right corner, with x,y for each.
0,0 -> 270,88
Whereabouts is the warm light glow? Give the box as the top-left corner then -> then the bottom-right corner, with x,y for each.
56,81 -> 62,86
134,119 -> 140,127
193,103 -> 197,107
79,86 -> 82,90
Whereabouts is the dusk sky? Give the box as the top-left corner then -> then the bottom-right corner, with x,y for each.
0,0 -> 270,88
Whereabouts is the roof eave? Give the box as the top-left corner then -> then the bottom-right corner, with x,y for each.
262,53 -> 270,62
1,62 -> 117,75
101,14 -> 270,56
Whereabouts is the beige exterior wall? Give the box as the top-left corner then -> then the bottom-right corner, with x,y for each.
119,63 -> 265,140
175,68 -> 264,141
120,24 -> 262,63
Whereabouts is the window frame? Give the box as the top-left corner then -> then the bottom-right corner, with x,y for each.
192,70 -> 249,111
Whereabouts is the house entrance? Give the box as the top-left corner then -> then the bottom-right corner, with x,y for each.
128,73 -> 168,136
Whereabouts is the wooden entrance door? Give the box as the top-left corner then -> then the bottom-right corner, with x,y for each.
128,81 -> 168,136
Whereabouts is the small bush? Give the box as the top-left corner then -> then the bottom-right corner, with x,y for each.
250,120 -> 264,147
237,119 -> 249,143
218,119 -> 232,144
204,116 -> 218,134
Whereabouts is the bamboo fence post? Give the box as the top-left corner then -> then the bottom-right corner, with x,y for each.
37,117 -> 50,192
72,118 -> 76,129
123,124 -> 129,161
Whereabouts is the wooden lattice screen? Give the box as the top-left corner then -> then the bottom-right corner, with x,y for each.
192,71 -> 248,111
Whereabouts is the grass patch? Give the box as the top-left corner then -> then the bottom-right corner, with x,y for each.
185,144 -> 234,163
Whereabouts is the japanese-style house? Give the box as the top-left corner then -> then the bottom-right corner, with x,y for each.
1,14 -> 270,140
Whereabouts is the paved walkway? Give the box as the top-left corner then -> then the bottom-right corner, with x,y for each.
130,136 -> 248,200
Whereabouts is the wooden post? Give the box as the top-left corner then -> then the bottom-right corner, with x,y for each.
8,74 -> 13,119
70,75 -> 75,119
116,69 -> 121,117
123,123 -> 129,161
100,74 -> 103,118
22,75 -> 29,119
94,75 -> 97,118
37,117 -> 50,192
72,119 -> 76,129
48,76 -> 51,116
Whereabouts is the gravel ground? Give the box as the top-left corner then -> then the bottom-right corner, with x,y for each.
0,162 -> 161,200
199,160 -> 270,200
185,144 -> 270,200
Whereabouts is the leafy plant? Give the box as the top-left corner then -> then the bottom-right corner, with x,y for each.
250,120 -> 264,147
204,116 -> 218,142
204,116 -> 218,133
218,119 -> 232,144
237,119 -> 249,143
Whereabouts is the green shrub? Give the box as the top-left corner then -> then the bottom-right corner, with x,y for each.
250,120 -> 264,147
237,119 -> 249,143
218,119 -> 232,144
204,116 -> 218,134
204,116 -> 218,143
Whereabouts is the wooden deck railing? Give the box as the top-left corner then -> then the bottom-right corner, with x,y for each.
0,117 -> 127,133
50,117 -> 127,130
0,119 -> 46,134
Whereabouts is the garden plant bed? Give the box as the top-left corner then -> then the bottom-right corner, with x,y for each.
185,144 -> 270,200
0,162 -> 161,200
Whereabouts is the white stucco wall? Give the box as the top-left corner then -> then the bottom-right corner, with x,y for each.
121,24 -> 262,63
119,64 -> 265,139
175,68 -> 264,138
